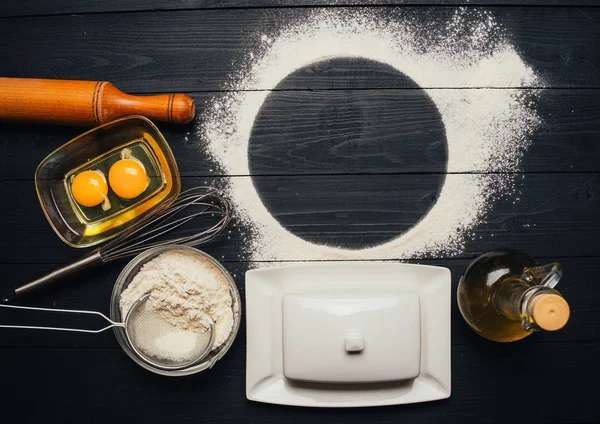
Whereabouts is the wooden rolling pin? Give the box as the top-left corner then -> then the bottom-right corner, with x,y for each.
0,77 -> 195,126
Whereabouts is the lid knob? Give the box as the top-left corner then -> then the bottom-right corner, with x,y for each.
345,333 -> 365,353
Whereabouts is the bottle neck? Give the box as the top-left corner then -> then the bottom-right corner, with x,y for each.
493,278 -> 569,332
493,278 -> 530,321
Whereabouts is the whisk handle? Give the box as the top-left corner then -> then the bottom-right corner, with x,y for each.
2,252 -> 104,303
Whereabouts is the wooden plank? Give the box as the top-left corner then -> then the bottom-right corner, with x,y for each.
0,256 -> 596,349
0,342 -> 598,423
0,88 -> 598,179
0,173 -> 597,263
1,1 -> 598,18
0,8 -> 598,92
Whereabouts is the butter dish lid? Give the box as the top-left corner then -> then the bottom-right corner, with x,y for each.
282,291 -> 420,383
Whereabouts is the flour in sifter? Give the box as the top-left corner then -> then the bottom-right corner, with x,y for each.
120,250 -> 234,352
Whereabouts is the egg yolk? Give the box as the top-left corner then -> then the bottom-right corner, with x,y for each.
71,170 -> 108,207
108,158 -> 148,199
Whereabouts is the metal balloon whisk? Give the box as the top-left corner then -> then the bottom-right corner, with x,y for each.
103,186 -> 231,260
2,187 -> 232,303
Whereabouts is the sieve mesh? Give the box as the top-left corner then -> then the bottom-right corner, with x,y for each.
125,295 -> 214,370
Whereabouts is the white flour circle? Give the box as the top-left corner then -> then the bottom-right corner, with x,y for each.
201,9 -> 541,261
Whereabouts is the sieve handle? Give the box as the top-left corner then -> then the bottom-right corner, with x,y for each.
0,303 -> 123,334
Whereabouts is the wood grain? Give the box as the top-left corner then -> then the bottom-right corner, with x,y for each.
0,343 -> 598,423
1,256 -> 597,349
0,88 -> 598,179
0,1 -> 598,18
0,2 -> 598,423
0,78 -> 195,126
0,7 -> 597,92
1,173 -> 597,263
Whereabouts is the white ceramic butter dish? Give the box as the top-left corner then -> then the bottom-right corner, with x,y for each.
245,262 -> 451,407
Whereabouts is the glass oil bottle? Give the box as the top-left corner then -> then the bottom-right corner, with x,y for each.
457,249 -> 570,342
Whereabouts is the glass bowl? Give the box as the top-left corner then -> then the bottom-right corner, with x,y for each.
110,245 -> 242,376
35,115 -> 181,248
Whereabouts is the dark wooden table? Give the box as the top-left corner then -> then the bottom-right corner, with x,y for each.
1,1 -> 599,423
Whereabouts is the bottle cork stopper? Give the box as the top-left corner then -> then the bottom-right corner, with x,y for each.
530,294 -> 570,331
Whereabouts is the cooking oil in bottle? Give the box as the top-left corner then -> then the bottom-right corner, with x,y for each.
457,249 -> 570,342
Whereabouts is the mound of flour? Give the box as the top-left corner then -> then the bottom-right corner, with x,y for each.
120,250 -> 234,350
200,8 -> 541,261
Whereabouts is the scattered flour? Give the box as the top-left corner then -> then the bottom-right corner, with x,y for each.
120,250 -> 234,353
200,8 -> 541,261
